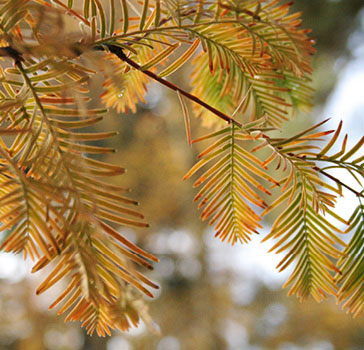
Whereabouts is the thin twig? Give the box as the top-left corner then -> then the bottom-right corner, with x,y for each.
264,137 -> 364,198
101,44 -> 243,128
313,167 -> 364,198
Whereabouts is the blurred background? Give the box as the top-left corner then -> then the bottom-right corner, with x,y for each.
1,1 -> 364,349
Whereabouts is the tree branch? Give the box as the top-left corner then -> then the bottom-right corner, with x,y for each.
313,166 -> 364,198
99,44 -> 243,128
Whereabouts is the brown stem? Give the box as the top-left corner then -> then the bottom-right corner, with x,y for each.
0,46 -> 23,63
102,44 -> 243,128
313,166 -> 364,198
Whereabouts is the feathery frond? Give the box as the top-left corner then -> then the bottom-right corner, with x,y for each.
262,183 -> 345,302
2,0 -> 363,336
188,0 -> 314,126
89,0 -> 314,126
184,122 -> 278,244
308,122 -> 364,315
0,55 -> 158,333
260,121 -> 348,301
0,1 -> 158,332
337,202 -> 364,316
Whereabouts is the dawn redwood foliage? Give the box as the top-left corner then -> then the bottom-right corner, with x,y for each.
0,0 -> 364,336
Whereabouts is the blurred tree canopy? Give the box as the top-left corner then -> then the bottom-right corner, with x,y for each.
293,0 -> 364,55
